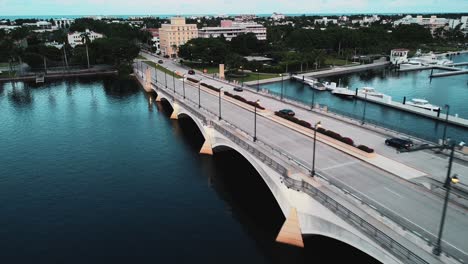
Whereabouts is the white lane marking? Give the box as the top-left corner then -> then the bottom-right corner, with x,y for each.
321,161 -> 360,171
384,187 -> 403,198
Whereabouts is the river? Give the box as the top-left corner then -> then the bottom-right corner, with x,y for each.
0,77 -> 379,263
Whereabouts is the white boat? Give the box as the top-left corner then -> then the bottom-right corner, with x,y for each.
323,81 -> 337,90
406,98 -> 440,112
304,79 -> 327,91
331,87 -> 355,99
358,87 -> 385,98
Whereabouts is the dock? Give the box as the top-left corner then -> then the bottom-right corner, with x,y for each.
354,90 -> 468,128
431,69 -> 468,78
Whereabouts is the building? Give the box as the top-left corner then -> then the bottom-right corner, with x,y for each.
314,17 -> 338,25
390,49 -> 409,65
159,17 -> 198,57
53,18 -> 75,29
67,29 -> 104,47
394,15 -> 448,34
198,20 -> 267,41
271,12 -> 285,21
143,28 -> 160,52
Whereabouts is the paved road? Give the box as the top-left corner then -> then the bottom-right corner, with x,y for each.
139,54 -> 468,261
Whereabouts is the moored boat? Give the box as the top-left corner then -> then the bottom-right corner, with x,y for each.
358,87 -> 385,98
331,87 -> 355,99
406,98 -> 440,112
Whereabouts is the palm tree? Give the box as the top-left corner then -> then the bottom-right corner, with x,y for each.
80,31 -> 91,69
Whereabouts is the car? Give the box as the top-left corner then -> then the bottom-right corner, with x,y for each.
278,109 -> 295,116
233,87 -> 243,92
385,138 -> 413,149
188,69 -> 195,75
158,60 -> 163,64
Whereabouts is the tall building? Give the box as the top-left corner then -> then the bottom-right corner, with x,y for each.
159,17 -> 198,57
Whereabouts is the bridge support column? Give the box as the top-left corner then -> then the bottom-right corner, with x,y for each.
199,125 -> 214,155
155,94 -> 162,102
143,68 -> 152,92
276,207 -> 304,248
170,102 -> 179,120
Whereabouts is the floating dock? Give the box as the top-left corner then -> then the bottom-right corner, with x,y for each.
353,90 -> 468,128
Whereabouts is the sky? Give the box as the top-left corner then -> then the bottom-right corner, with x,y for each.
0,0 -> 467,16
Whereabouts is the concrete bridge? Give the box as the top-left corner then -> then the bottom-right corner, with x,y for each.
133,62 -> 466,264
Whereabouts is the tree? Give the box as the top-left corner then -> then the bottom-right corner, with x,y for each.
80,31 -> 91,68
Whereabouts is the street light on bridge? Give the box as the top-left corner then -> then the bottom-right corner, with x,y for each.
182,74 -> 186,99
442,104 -> 450,145
256,69 -> 259,92
198,79 -> 202,108
240,66 -> 244,87
311,121 -> 321,177
218,86 -> 223,120
173,71 -> 176,94
398,139 -> 464,256
253,99 -> 260,142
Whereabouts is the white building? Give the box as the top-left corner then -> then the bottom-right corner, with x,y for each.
53,18 -> 75,29
199,20 -> 267,41
271,12 -> 285,21
394,15 -> 448,34
314,17 -> 338,25
67,29 -> 104,47
390,49 -> 409,65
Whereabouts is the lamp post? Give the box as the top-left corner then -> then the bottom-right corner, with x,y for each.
256,69 -> 259,92
442,104 -> 450,145
253,99 -> 260,142
280,74 -> 284,100
397,140 -> 463,256
164,71 -> 167,88
198,79 -> 201,108
182,74 -> 186,99
240,66 -> 244,87
172,71 -> 176,94
433,142 -> 460,256
218,86 -> 223,120
311,121 -> 321,177
362,92 -> 368,125
311,90 -> 315,110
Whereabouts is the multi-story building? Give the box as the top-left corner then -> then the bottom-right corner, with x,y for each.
159,17 -> 198,57
314,17 -> 338,25
143,28 -> 160,52
393,15 -> 448,34
271,12 -> 285,21
53,18 -> 75,29
198,20 -> 267,41
67,29 -> 104,47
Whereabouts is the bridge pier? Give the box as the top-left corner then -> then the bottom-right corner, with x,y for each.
276,207 -> 304,248
200,125 -> 214,155
143,68 -> 153,92
170,102 -> 180,120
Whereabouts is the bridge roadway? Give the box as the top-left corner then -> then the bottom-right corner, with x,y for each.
136,57 -> 468,262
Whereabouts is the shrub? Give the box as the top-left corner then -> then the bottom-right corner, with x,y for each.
357,145 -> 374,153
187,77 -> 199,83
200,82 -> 220,92
224,91 -> 265,110
341,137 -> 354,146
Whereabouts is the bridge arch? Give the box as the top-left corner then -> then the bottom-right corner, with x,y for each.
211,138 -> 291,215
301,214 -> 400,264
177,112 -> 208,141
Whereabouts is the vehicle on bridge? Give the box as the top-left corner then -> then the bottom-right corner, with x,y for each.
158,60 -> 164,64
278,109 -> 295,116
188,69 -> 195,75
385,137 -> 414,149
233,87 -> 243,92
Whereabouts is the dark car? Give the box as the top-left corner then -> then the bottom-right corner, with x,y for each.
233,87 -> 243,92
278,109 -> 295,116
158,60 -> 163,64
385,138 -> 413,149
188,69 -> 195,75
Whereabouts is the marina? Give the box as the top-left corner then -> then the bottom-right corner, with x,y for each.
259,52 -> 468,143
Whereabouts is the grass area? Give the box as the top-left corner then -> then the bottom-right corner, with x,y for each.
0,71 -> 15,78
0,62 -> 10,68
325,57 -> 350,66
226,72 -> 278,83
136,55 -> 146,60
142,61 -> 178,77
193,66 -> 218,74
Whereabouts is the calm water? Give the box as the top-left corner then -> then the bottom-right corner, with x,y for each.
260,53 -> 468,143
0,78 -> 379,263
